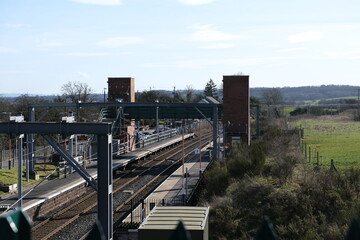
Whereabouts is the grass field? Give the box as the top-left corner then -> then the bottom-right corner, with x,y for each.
291,115 -> 360,170
0,164 -> 57,195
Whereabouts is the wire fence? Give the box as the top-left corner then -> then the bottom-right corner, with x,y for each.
0,128 -> 183,170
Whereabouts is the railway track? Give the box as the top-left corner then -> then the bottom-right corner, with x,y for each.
31,132 -> 212,240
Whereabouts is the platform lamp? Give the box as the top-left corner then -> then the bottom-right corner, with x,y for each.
9,114 -> 25,208
62,114 -> 76,175
155,100 -> 159,142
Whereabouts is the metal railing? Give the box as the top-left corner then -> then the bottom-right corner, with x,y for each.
137,129 -> 178,148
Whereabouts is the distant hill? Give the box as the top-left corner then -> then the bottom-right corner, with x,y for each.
250,85 -> 360,103
2,85 -> 360,104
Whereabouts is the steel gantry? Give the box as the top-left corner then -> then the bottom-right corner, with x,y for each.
22,102 -> 222,239
0,122 -> 114,240
27,102 -> 222,163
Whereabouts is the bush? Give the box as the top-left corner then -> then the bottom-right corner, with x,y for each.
226,141 -> 266,178
200,116 -> 360,239
208,197 -> 242,239
203,161 -> 230,197
270,154 -> 299,184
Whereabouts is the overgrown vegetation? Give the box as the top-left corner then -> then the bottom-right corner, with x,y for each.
199,116 -> 360,239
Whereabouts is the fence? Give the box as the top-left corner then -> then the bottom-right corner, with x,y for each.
0,128 -> 181,169
125,197 -> 187,224
137,129 -> 178,148
0,142 -> 89,170
299,130 -> 339,172
0,147 -> 26,170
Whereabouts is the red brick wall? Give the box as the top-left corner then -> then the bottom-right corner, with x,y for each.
107,77 -> 135,103
107,77 -> 136,149
222,75 -> 250,145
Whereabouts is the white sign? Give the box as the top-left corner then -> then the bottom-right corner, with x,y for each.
195,148 -> 200,154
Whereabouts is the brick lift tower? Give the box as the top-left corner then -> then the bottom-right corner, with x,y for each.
222,75 -> 250,146
107,77 -> 136,150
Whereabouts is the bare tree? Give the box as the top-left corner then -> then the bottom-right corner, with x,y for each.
185,85 -> 194,102
261,88 -> 283,106
261,88 -> 284,118
61,81 -> 94,103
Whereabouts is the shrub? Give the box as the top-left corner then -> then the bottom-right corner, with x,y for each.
270,154 -> 299,184
208,197 -> 241,239
226,141 -> 266,178
203,161 -> 230,197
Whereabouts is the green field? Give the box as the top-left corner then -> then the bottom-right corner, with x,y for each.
0,164 -> 57,195
291,117 -> 360,169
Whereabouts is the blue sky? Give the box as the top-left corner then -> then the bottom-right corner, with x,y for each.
1,0 -> 360,95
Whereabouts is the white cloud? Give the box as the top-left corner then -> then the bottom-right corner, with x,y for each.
96,37 -> 144,48
324,50 -> 360,58
4,23 -> 30,28
324,51 -> 351,57
42,41 -> 64,47
188,25 -> 247,42
142,57 -> 288,69
178,0 -> 216,5
0,47 -> 18,54
278,47 -> 306,52
58,52 -> 131,56
286,32 -> 324,43
200,43 -> 235,49
265,63 -> 288,68
77,72 -> 89,78
71,0 -> 122,6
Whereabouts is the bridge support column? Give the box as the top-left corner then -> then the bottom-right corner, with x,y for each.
98,134 -> 113,240
27,107 -> 35,180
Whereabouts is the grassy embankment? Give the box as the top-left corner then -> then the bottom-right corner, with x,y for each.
0,164 -> 56,195
292,116 -> 360,170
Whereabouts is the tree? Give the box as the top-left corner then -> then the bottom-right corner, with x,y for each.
185,85 -> 194,102
261,88 -> 284,117
0,98 -> 12,121
217,82 -> 223,103
261,88 -> 284,106
204,79 -> 218,100
61,81 -> 94,103
14,94 -> 51,120
172,92 -> 184,103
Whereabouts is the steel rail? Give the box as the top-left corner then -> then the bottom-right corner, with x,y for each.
31,133 -> 211,240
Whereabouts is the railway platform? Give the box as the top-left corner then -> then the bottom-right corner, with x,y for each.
0,133 -> 194,219
122,142 -> 213,224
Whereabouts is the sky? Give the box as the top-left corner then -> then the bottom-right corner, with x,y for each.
1,0 -> 360,95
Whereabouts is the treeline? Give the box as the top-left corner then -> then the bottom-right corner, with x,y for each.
251,85 -> 360,102
3,84 -> 360,104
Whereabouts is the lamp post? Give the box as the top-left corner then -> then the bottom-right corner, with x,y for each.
77,100 -> 81,122
9,114 -> 25,208
155,100 -> 159,141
